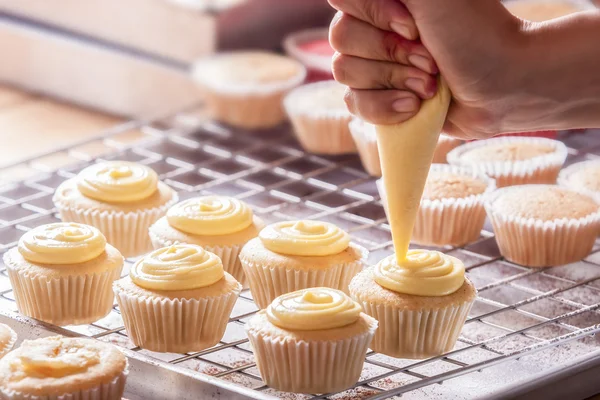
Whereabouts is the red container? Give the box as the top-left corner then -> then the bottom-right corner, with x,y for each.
283,28 -> 334,82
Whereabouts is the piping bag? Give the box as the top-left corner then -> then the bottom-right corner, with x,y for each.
375,77 -> 452,262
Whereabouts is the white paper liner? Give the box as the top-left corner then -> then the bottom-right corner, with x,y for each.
284,81 -> 356,155
484,185 -> 600,267
433,135 -> 462,164
348,118 -> 381,177
558,159 -> 600,203
149,230 -> 248,288
0,324 -> 17,359
240,246 -> 368,309
54,194 -> 178,259
113,282 -> 241,353
3,252 -> 123,326
447,136 -> 568,187
283,28 -> 332,73
245,317 -> 377,394
0,365 -> 128,400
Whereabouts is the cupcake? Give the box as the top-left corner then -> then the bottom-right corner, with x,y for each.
558,159 -> 600,202
283,28 -> 334,82
378,164 -> 496,247
433,134 -> 463,163
148,196 -> 264,287
505,0 -> 591,21
53,161 -> 178,257
239,220 -> 367,309
284,80 -> 356,155
113,244 -> 241,353
0,336 -> 128,400
3,223 -> 124,326
246,287 -> 377,393
447,136 -> 567,187
192,51 -> 306,129
0,324 -> 17,359
349,250 -> 476,359
485,185 -> 600,267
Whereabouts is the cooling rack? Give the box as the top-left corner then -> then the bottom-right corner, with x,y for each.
1,107 -> 600,400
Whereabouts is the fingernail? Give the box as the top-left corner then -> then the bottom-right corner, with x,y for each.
392,97 -> 417,113
390,22 -> 413,39
405,78 -> 431,98
408,55 -> 433,73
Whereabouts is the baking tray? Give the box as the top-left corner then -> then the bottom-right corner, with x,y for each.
1,111 -> 600,399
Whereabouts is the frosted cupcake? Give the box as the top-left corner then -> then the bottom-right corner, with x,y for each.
3,223 -> 124,326
246,287 -> 377,393
239,220 -> 367,309
53,161 -> 178,257
485,185 -> 600,267
149,196 -> 264,287
447,137 -> 567,187
113,244 -> 241,353
349,250 -> 476,359
558,159 -> 600,202
284,80 -> 356,155
0,336 -> 128,400
192,51 -> 306,129
0,324 -> 17,359
378,164 -> 496,246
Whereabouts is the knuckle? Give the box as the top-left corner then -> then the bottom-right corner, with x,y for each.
343,89 -> 357,115
331,53 -> 349,84
328,13 -> 346,51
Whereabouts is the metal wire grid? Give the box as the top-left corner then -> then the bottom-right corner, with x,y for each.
1,114 -> 600,399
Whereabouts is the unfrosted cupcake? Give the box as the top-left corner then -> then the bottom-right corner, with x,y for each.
239,220 -> 367,309
53,161 -> 178,257
149,196 -> 264,287
246,287 -> 377,393
485,185 -> 600,267
505,0 -> 590,21
284,80 -> 356,154
447,137 -> 567,187
0,336 -> 128,400
3,223 -> 124,326
113,244 -> 241,353
349,250 -> 476,359
0,324 -> 17,359
378,164 -> 496,246
558,159 -> 600,202
192,51 -> 306,129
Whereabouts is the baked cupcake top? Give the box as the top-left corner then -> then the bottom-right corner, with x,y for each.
423,165 -> 491,201
0,336 -> 126,396
559,160 -> 600,196
459,141 -> 555,163
488,185 -> 599,221
130,244 -> 224,291
0,323 -> 17,359
284,80 -> 348,114
505,0 -> 583,21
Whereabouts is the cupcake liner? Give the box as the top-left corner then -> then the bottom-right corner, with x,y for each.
0,366 -> 128,400
558,159 -> 600,203
149,230 -> 248,288
3,252 -> 122,326
432,135 -> 462,164
348,118 -> 381,177
351,291 -> 473,359
0,324 -> 17,359
284,82 -> 356,155
246,318 -> 377,394
240,246 -> 367,309
113,283 -> 240,353
283,28 -> 333,76
54,194 -> 178,259
485,186 -> 600,267
447,136 -> 568,187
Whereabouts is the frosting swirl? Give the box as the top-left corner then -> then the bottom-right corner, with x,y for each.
16,336 -> 100,378
374,250 -> 465,296
76,161 -> 158,203
18,223 -> 106,265
130,244 -> 224,291
259,220 -> 350,256
267,288 -> 362,330
167,196 -> 253,235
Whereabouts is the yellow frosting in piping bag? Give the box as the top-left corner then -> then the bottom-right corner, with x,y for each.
259,220 -> 350,256
267,287 -> 362,330
18,222 -> 106,264
167,196 -> 253,236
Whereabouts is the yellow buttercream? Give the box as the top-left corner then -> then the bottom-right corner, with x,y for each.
18,223 -> 106,265
130,244 -> 224,291
76,161 -> 158,203
167,196 -> 253,236
259,220 -> 350,256
374,250 -> 465,296
266,287 -> 362,330
11,336 -> 100,379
